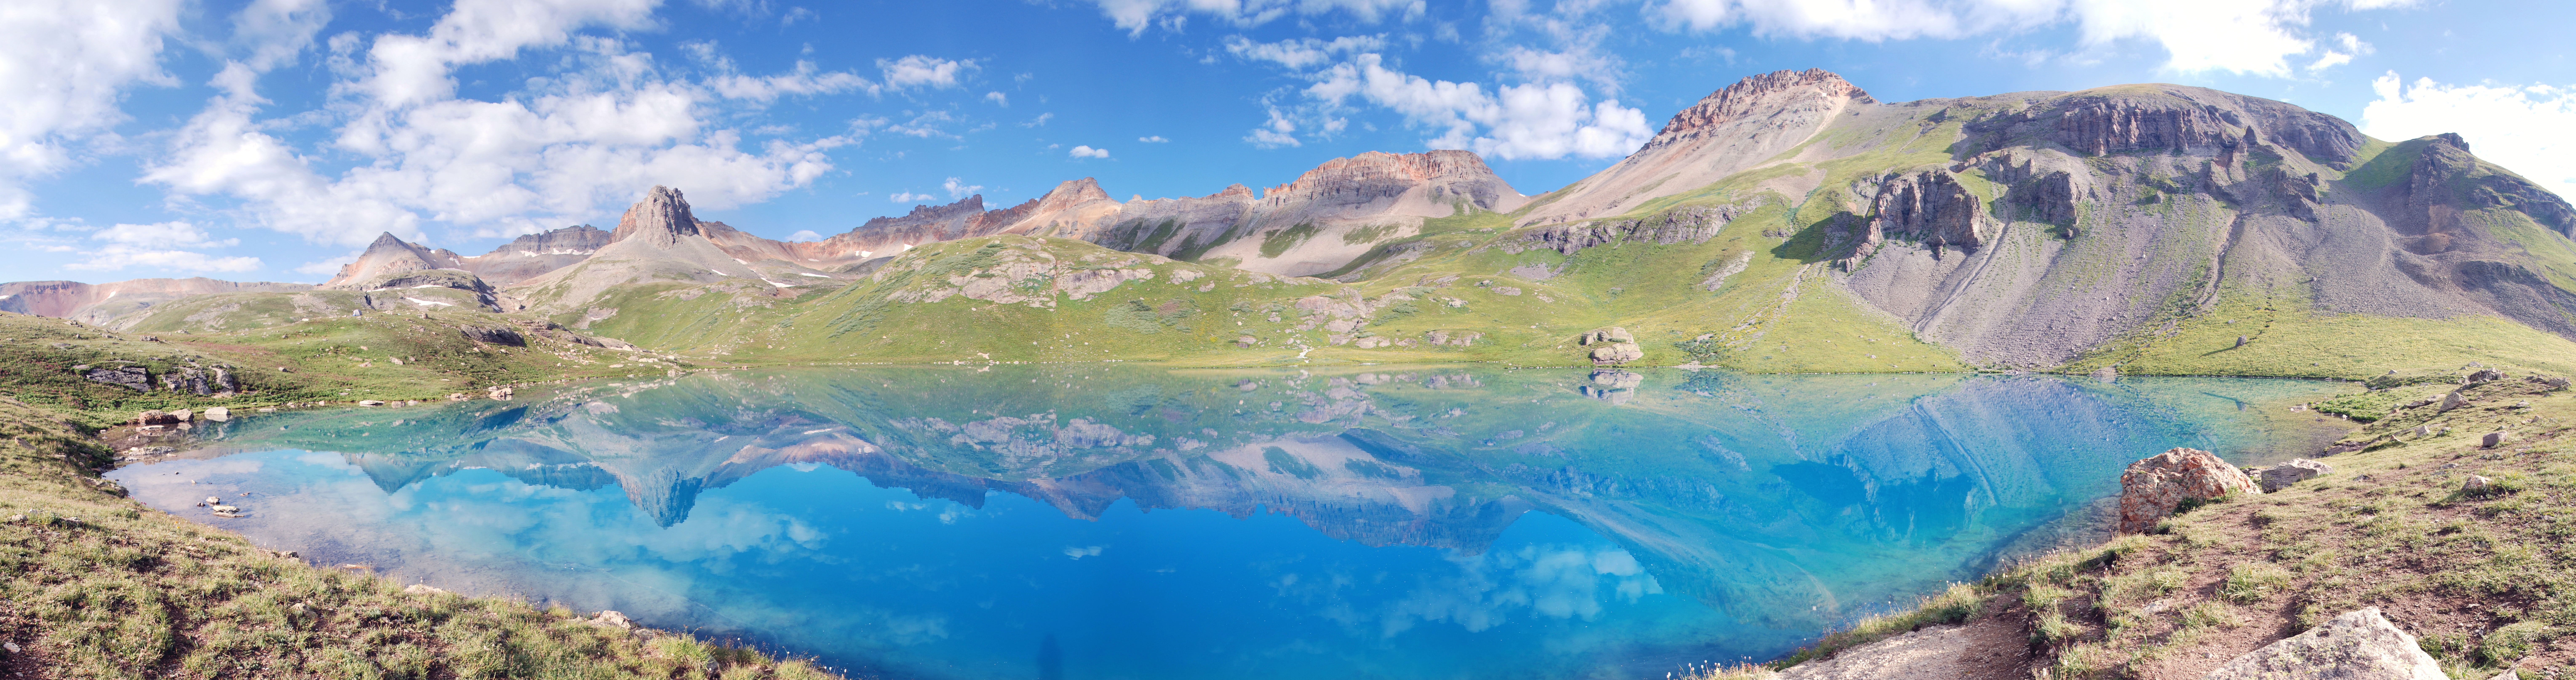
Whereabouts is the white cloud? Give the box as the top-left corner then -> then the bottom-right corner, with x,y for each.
0,0 -> 185,219
941,177 -> 983,198
1138,135 -> 1169,143
889,191 -> 935,203
146,2 -> 859,245
232,0 -> 333,72
1021,112 -> 1054,128
1223,34 -> 1386,69
2305,32 -> 2371,72
984,91 -> 1008,106
878,55 -> 974,90
1649,0 -> 2413,77
1282,53 -> 1652,160
2363,72 -> 2576,189
785,229 -> 822,241
1069,145 -> 1111,159
68,221 -> 261,272
1092,0 -> 1424,36
710,60 -> 877,103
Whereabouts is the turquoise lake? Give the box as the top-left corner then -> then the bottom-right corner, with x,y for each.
108,366 -> 2353,680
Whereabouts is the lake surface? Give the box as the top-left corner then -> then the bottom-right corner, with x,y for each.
111,366 -> 2352,680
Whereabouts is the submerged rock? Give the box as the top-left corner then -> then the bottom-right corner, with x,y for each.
2116,447 -> 2256,534
2204,607 -> 2443,680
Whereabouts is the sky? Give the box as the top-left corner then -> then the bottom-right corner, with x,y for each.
1,0 -> 2570,284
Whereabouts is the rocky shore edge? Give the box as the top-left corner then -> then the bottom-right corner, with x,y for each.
1698,373 -> 2574,680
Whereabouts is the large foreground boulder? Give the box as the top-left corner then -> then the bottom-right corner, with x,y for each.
2204,607 -> 2444,680
2117,447 -> 2256,534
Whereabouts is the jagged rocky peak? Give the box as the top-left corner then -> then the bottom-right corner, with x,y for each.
483,224 -> 610,257
611,185 -> 701,248
1520,69 -> 1871,227
1264,150 -> 1523,213
323,232 -> 460,289
1649,68 -> 1872,149
1036,177 -> 1113,210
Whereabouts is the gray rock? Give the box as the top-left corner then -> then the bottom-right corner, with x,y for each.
2092,365 -> 2118,382
2259,459 -> 2334,492
2438,391 -> 2468,412
2465,368 -> 2507,384
403,584 -> 448,595
87,366 -> 151,392
590,610 -> 636,629
203,407 -> 229,422
2462,475 -> 2495,493
460,326 -> 527,346
2482,431 -> 2508,449
1578,327 -> 1636,345
2203,607 -> 2444,680
1589,341 -> 1644,365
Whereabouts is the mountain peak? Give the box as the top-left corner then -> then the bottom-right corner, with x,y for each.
324,232 -> 456,289
611,185 -> 701,248
1651,68 -> 1871,148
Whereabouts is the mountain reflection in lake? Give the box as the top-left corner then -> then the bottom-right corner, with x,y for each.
111,366 -> 2349,680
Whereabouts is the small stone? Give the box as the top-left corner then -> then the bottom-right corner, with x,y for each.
590,610 -> 636,629
2438,391 -> 2468,412
2466,368 -> 2506,384
2482,431 -> 2509,449
2463,475 -> 2495,493
2,641 -> 17,653
204,496 -> 221,504
358,400 -> 384,406
404,584 -> 448,595
2258,459 -> 2334,492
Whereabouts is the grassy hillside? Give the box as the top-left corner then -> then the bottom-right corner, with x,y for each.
0,397 -> 839,679
1698,374 -> 2576,679
0,309 -> 691,429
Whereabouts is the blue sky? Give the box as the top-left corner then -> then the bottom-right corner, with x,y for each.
3,0 -> 2570,284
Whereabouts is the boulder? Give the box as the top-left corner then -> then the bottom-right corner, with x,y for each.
1579,327 -> 1636,345
2204,607 -> 2443,680
460,326 -> 527,347
2091,365 -> 2118,382
2541,376 -> 2572,390
2462,475 -> 2495,493
2481,431 -> 2509,449
2117,447 -> 2257,534
2465,368 -> 2506,384
135,410 -> 180,425
2258,459 -> 2334,492
1589,341 -> 1645,365
403,584 -> 449,595
2438,391 -> 2468,412
203,407 -> 229,422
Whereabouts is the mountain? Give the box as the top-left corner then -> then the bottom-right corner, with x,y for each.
13,69 -> 2576,379
0,277 -> 312,328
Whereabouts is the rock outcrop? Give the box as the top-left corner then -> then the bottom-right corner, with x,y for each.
2116,447 -> 2256,533
2204,607 -> 2444,680
1581,327 -> 1644,365
324,232 -> 468,290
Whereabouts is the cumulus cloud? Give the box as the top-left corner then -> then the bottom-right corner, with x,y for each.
1222,34 -> 1386,69
1138,135 -> 1169,143
785,229 -> 822,241
1068,145 -> 1111,159
941,177 -> 983,198
1250,50 -> 1651,160
1092,0 -> 1424,36
0,0 -> 185,219
984,91 -> 1008,106
1373,544 -> 1660,637
145,0 -> 865,244
2362,72 -> 2576,189
889,191 -> 935,203
1649,0 -> 2413,77
67,221 -> 262,272
878,55 -> 974,90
